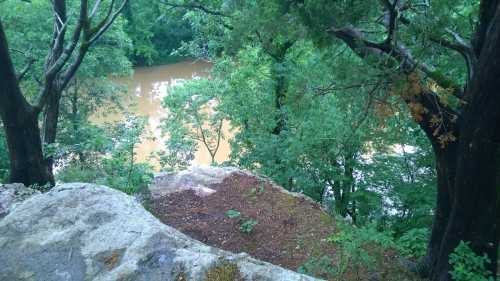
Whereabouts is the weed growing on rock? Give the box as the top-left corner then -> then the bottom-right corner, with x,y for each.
205,261 -> 242,281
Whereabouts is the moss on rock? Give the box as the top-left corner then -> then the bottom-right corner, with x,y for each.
205,262 -> 242,281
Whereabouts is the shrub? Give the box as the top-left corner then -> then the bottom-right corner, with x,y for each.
397,228 -> 429,259
325,221 -> 396,279
449,241 -> 494,281
298,256 -> 336,279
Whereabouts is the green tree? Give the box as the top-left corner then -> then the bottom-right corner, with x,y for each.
123,0 -> 193,65
0,0 -> 128,186
162,1 -> 500,279
161,78 -> 225,168
293,1 -> 500,279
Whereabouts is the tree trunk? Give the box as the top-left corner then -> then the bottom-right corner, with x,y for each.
3,112 -> 51,186
40,0 -> 66,180
420,143 -> 457,277
42,87 -> 62,180
325,3 -> 500,279
427,13 -> 500,280
0,20 -> 51,186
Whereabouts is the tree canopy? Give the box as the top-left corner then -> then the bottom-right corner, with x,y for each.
1,1 -> 499,281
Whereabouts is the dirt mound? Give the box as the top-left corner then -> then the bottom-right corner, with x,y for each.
150,172 -> 337,271
149,168 -> 423,281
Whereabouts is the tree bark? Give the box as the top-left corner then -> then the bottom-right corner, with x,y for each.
42,88 -> 62,181
40,0 -> 66,181
430,13 -> 500,279
420,143 -> 457,277
0,20 -> 51,186
324,6 -> 500,277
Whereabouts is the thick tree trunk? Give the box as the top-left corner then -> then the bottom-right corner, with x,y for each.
431,19 -> 500,279
326,2 -> 500,279
0,20 -> 51,186
420,11 -> 500,280
420,143 -> 457,277
3,112 -> 51,186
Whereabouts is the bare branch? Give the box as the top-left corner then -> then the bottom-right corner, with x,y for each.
329,25 -> 464,98
90,0 -> 103,19
34,0 -> 88,112
159,0 -> 233,30
313,80 -> 389,96
62,0 -> 128,89
429,31 -> 477,83
328,21 -> 462,149
159,0 -> 229,18
380,0 -> 401,44
88,0 -> 127,46
16,57 -> 35,81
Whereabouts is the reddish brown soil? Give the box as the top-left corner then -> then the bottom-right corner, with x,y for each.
150,172 -> 337,271
150,172 -> 425,281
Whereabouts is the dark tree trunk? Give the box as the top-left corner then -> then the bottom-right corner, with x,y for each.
430,17 -> 500,279
272,72 -> 287,135
3,112 -> 51,186
323,1 -> 500,279
69,82 -> 86,163
42,88 -> 62,180
0,20 -> 51,186
269,43 -> 291,136
40,0 -> 66,180
420,143 -> 457,277
264,41 -> 294,188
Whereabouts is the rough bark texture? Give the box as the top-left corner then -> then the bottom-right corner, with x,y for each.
0,0 -> 127,186
42,89 -> 62,182
40,0 -> 67,182
322,1 -> 500,280
0,21 -> 51,186
432,9 -> 500,278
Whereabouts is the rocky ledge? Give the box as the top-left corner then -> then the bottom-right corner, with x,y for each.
0,180 -> 320,281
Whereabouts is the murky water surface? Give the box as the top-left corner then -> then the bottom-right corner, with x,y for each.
97,60 -> 231,169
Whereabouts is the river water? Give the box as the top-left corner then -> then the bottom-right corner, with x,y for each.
103,60 -> 231,169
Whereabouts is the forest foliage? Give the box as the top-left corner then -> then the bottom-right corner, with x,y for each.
1,1 -> 498,281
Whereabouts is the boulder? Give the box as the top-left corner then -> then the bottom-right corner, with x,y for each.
0,182 -> 321,281
150,165 -> 239,198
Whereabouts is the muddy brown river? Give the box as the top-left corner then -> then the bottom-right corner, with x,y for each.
98,60 -> 231,169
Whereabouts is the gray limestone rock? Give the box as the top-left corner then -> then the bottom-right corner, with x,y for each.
0,182 -> 321,281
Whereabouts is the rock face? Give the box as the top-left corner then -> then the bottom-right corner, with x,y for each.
150,166 -> 239,198
0,182 -> 321,281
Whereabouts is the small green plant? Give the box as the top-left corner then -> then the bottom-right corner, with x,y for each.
239,219 -> 258,234
326,221 -> 396,279
225,209 -> 241,219
397,228 -> 429,259
449,241 -> 494,281
298,256 -> 336,279
29,183 -> 52,192
257,180 -> 265,194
